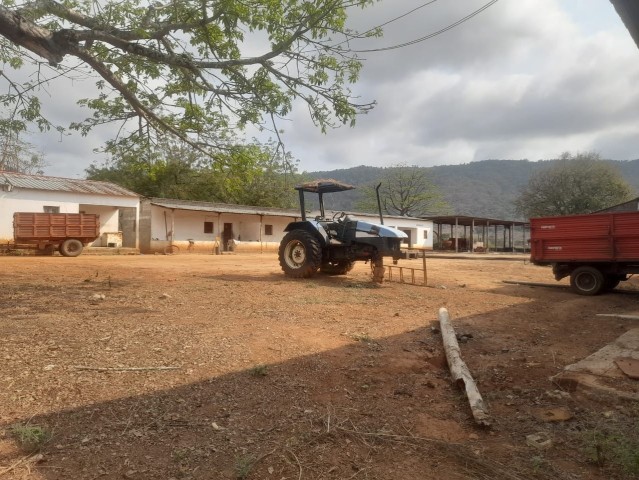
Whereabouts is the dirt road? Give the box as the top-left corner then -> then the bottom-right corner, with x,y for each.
1,253 -> 637,479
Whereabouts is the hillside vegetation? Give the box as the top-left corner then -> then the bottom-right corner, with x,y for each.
307,159 -> 639,220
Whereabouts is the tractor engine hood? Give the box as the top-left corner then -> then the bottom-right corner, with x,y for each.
354,220 -> 407,239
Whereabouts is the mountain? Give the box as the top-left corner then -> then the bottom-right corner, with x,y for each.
305,159 -> 639,220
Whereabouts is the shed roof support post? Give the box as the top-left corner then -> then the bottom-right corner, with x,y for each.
260,214 -> 264,254
471,219 -> 475,253
455,217 -> 459,253
511,223 -> 515,253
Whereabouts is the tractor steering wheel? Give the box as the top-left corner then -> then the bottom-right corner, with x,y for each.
332,211 -> 346,222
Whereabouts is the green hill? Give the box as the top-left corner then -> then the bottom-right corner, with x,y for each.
305,159 -> 639,220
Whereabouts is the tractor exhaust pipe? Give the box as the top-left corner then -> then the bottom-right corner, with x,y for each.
376,183 -> 384,225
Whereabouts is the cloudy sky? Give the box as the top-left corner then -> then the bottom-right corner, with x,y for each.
20,0 -> 639,177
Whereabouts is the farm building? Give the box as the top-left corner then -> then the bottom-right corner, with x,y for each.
0,171 -> 140,248
596,197 -> 639,213
139,197 -> 434,254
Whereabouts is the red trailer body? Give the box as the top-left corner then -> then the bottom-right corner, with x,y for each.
11,213 -> 101,257
529,211 -> 639,295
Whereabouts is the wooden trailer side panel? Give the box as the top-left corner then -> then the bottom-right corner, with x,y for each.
13,213 -> 101,242
530,211 -> 639,263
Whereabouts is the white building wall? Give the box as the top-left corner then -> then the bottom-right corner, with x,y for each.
0,188 -> 139,245
354,214 -> 434,250
149,205 -> 298,253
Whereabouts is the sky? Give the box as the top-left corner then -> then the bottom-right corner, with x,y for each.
16,0 -> 639,177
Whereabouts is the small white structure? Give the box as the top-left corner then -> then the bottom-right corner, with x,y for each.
140,197 -> 433,253
0,171 -> 140,248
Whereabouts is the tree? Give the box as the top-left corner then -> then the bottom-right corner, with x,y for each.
0,0 -> 378,160
86,139 -> 300,207
514,152 -> 634,218
356,164 -> 451,217
0,126 -> 47,174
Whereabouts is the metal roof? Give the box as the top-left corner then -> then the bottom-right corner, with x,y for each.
0,171 -> 139,197
149,198 -> 300,217
295,179 -> 354,194
425,215 -> 528,227
149,197 -> 429,222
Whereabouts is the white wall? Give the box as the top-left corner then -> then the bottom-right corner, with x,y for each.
355,214 -> 434,250
0,188 -> 139,244
151,205 -> 295,244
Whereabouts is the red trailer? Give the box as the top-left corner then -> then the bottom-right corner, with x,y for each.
530,211 -> 639,295
9,212 -> 101,257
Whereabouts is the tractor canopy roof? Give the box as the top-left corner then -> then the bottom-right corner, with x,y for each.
295,179 -> 355,194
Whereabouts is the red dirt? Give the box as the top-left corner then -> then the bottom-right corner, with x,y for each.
0,253 -> 638,479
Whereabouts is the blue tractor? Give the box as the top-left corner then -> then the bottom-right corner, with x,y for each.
278,180 -> 407,282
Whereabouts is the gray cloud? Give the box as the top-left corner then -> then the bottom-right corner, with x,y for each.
7,0 -> 639,177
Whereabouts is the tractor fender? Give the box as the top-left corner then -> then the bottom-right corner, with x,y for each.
283,220 -> 328,246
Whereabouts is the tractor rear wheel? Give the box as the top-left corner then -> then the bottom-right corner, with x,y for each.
279,230 -> 322,278
320,260 -> 355,275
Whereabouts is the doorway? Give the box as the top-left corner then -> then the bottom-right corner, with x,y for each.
222,223 -> 234,251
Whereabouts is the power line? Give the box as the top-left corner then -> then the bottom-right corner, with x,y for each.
352,0 -> 500,53
359,0 -> 439,36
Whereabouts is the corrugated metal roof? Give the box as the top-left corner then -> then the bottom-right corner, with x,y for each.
149,197 -> 429,221
150,198 -> 300,217
0,171 -> 139,197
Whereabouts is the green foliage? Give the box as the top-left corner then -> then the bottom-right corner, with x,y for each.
514,152 -> 633,218
582,426 -> 639,476
86,139 -> 300,208
0,0 -> 380,157
10,424 -> 51,452
249,364 -> 268,377
235,454 -> 255,479
355,164 -> 451,217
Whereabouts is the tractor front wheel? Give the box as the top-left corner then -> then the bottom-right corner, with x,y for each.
279,230 -> 322,278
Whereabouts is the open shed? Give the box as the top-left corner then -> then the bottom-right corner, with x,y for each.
427,215 -> 529,253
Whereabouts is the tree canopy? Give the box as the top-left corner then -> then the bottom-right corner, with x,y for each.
0,0 -> 378,160
514,152 -> 634,218
0,129 -> 47,174
86,139 -> 300,207
355,164 -> 451,217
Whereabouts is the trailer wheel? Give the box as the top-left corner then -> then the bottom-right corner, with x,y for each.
570,266 -> 604,295
59,239 -> 84,257
278,230 -> 322,278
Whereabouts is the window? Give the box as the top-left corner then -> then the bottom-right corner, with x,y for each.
423,230 -> 429,239
264,224 -> 273,236
204,221 -> 214,234
43,206 -> 60,213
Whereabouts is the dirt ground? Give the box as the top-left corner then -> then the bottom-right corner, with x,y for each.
1,252 -> 638,480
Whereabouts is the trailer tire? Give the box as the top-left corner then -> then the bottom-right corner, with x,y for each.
279,230 -> 322,278
59,239 -> 84,257
570,266 -> 604,295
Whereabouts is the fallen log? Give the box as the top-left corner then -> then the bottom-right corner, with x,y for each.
72,366 -> 180,372
502,280 -> 568,289
438,307 -> 491,427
